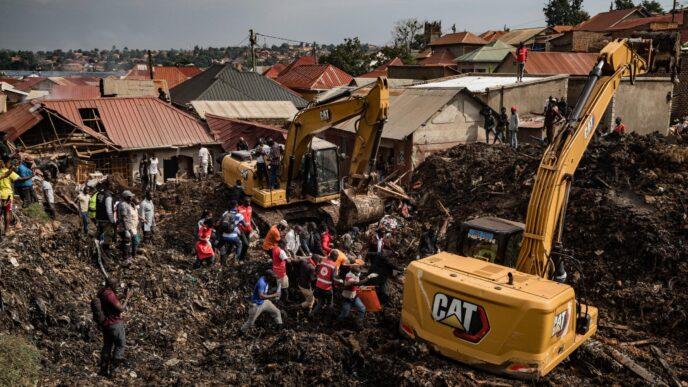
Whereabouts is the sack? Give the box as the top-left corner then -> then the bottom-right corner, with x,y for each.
91,297 -> 106,326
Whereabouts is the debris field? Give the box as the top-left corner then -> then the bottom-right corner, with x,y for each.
0,133 -> 686,385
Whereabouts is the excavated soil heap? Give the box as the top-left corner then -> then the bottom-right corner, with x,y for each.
0,134 -> 686,385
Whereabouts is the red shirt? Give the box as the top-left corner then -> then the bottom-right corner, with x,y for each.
272,246 -> 288,278
237,205 -> 252,232
321,231 -> 332,255
516,47 -> 528,63
99,288 -> 123,327
614,123 -> 626,134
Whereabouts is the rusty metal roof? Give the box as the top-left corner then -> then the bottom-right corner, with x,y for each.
42,97 -> 215,150
575,8 -> 648,32
276,64 -> 353,91
126,66 -> 190,88
419,49 -> 457,66
498,27 -> 553,45
504,51 -> 598,76
429,31 -> 487,46
205,114 -> 286,152
0,103 -> 43,141
358,57 -> 404,78
47,85 -> 101,100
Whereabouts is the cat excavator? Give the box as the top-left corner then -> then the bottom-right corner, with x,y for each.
222,77 -> 389,231
400,39 -> 657,378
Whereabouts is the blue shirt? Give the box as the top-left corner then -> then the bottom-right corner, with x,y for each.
251,277 -> 269,305
14,163 -> 33,188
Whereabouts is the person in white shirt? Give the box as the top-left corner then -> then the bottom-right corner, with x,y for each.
252,138 -> 270,189
148,155 -> 159,191
138,191 -> 155,242
508,106 -> 520,149
198,146 -> 209,179
41,173 -> 55,219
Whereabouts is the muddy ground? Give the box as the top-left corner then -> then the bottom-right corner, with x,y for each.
0,133 -> 686,386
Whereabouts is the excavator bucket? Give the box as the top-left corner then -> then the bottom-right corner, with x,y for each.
338,188 -> 385,231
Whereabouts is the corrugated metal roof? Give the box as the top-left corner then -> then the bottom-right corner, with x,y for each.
0,103 -> 43,141
191,100 -> 297,120
413,75 -> 538,92
177,66 -> 202,78
429,32 -> 487,46
206,114 -> 286,152
575,8 -> 647,32
350,78 -> 417,88
278,56 -> 317,77
498,27 -> 551,45
513,51 -> 598,75
419,49 -> 457,66
276,64 -> 353,91
42,97 -> 215,150
126,66 -> 190,88
455,40 -> 514,63
479,30 -> 507,42
171,64 -> 308,108
47,85 -> 101,100
263,63 -> 286,79
336,88 -> 459,140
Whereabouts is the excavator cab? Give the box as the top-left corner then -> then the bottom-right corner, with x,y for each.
300,138 -> 341,199
456,217 -> 524,268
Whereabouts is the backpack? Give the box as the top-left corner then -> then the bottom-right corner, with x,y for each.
91,296 -> 106,327
220,211 -> 235,233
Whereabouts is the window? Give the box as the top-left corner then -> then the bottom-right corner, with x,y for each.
462,228 -> 499,262
78,108 -> 106,133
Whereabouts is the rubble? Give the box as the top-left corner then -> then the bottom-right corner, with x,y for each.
0,133 -> 686,385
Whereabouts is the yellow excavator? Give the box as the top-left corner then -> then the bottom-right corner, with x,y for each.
400,39 -> 657,378
222,77 -> 389,230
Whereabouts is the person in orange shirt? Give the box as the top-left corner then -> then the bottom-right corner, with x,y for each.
263,219 -> 287,252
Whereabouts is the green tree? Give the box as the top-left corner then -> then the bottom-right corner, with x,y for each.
614,0 -> 635,9
640,0 -> 664,13
377,45 -> 415,65
319,37 -> 371,76
392,18 -> 424,50
543,0 -> 590,26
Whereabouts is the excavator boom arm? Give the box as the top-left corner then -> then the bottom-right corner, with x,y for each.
515,39 -> 650,276
280,78 -> 389,186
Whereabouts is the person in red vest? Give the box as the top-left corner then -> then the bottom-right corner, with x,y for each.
311,250 -> 341,315
613,117 -> 626,135
194,218 -> 216,269
515,42 -> 528,82
271,239 -> 292,299
236,197 -> 253,260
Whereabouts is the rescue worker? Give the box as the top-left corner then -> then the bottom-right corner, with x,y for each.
194,218 -> 216,268
241,270 -> 283,334
218,201 -> 244,265
480,105 -> 495,144
509,106 -> 520,149
320,223 -> 332,256
198,145 -> 210,179
268,138 -> 282,189
236,197 -> 252,260
297,253 -> 320,311
0,159 -> 20,238
338,265 -> 378,326
88,187 -> 98,224
263,219 -> 287,254
14,155 -> 36,205
271,239 -> 293,302
138,191 -> 155,243
312,250 -> 340,315
544,97 -> 564,144
613,117 -> 626,135
77,186 -> 91,235
116,190 -> 139,265
236,137 -> 249,151
98,277 -> 128,377
253,138 -> 270,189
95,180 -> 116,251
495,106 -> 508,144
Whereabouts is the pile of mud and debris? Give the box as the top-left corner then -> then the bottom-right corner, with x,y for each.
0,133 -> 685,385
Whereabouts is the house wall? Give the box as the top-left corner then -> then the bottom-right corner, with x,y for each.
411,93 -> 486,167
568,77 -> 672,135
477,76 -> 568,115
128,145 -> 223,184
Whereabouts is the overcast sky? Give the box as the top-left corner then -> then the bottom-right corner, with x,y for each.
0,0 -> 678,51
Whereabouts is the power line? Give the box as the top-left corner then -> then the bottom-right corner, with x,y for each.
255,32 -> 312,45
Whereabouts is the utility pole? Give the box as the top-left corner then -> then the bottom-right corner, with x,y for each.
672,0 -> 677,23
249,29 -> 257,72
312,41 -> 317,63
